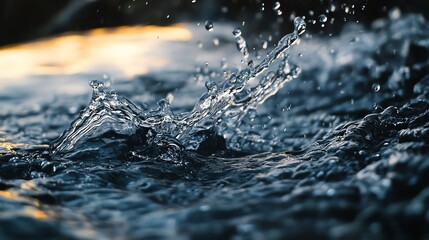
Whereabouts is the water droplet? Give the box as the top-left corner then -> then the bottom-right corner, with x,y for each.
213,38 -> 219,46
372,83 -> 381,92
197,41 -> 203,48
319,14 -> 327,23
294,17 -> 306,35
389,8 -> 401,20
205,81 -> 217,91
262,41 -> 268,49
158,99 -> 170,111
273,2 -> 280,11
89,80 -> 104,91
291,66 -> 301,78
248,109 -> 257,120
110,91 -> 118,100
350,37 -> 360,43
199,205 -> 210,211
327,188 -> 336,196
232,28 -> 242,37
233,28 -> 249,60
68,106 -> 79,114
166,93 -> 174,103
220,59 -> 227,69
344,7 -> 350,14
205,21 -> 214,31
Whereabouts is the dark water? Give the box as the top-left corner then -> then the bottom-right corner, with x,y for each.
1,12 -> 429,240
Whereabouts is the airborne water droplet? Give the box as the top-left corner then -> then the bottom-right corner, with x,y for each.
273,2 -> 280,11
389,8 -> 401,20
262,41 -> 268,49
372,83 -> 381,92
344,6 -> 350,14
205,21 -> 214,31
294,17 -> 306,35
232,28 -> 242,37
213,38 -> 219,46
233,28 -> 249,60
319,14 -> 327,23
271,4 -> 282,16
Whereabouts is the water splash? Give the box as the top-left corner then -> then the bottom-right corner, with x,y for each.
233,28 -> 249,60
50,17 -> 306,156
273,2 -> 282,16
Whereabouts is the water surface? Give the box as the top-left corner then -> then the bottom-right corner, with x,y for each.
1,13 -> 429,240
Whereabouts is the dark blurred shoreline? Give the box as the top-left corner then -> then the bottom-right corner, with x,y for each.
0,0 -> 427,47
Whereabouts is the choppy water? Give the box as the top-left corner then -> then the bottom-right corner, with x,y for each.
1,12 -> 429,240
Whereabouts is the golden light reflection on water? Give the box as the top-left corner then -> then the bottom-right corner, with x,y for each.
0,183 -> 50,220
0,137 -> 18,154
0,190 -> 41,208
23,206 -> 49,220
0,137 -> 49,154
0,185 -> 41,208
0,190 -> 14,199
0,24 -> 192,80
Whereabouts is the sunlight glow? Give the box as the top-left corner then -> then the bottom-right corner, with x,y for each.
0,24 -> 192,80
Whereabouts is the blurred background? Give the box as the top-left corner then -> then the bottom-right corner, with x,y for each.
1,0 -> 428,47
